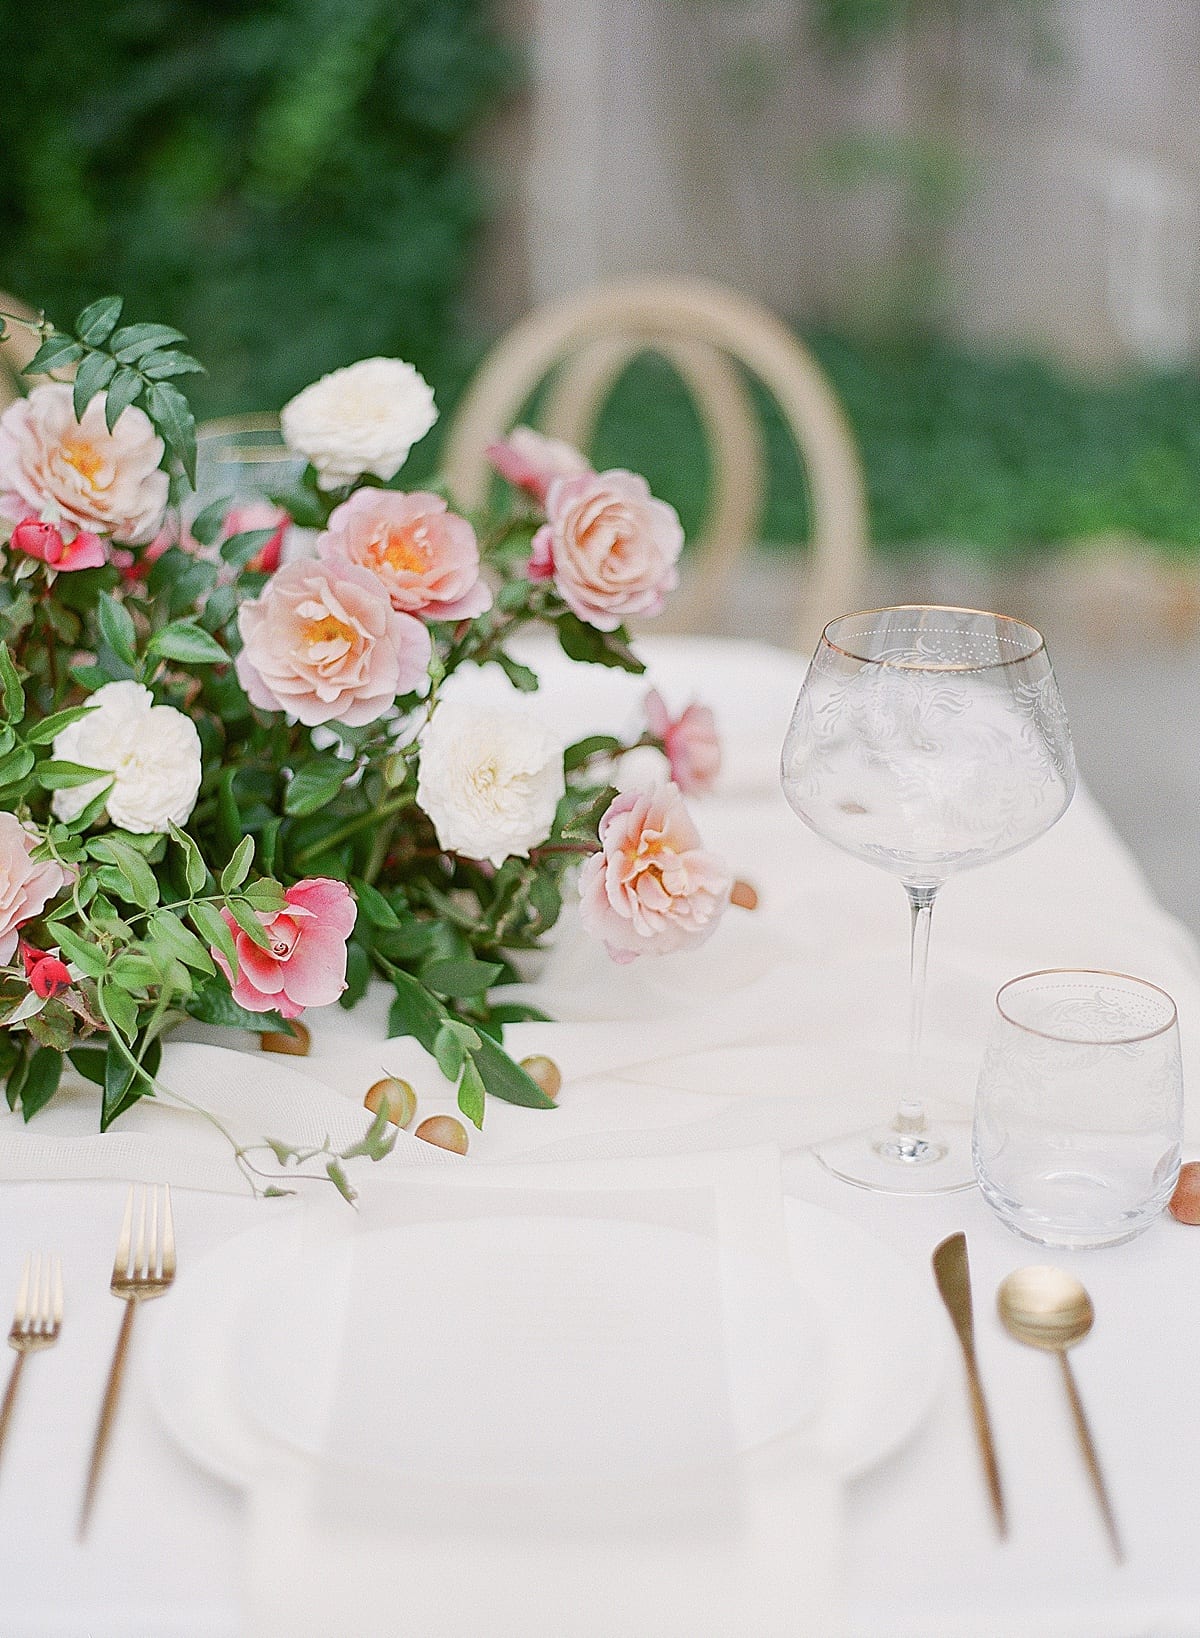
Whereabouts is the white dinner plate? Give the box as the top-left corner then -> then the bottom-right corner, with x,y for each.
149,1195 -> 943,1490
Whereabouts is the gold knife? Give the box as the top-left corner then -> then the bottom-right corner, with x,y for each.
932,1231 -> 1008,1538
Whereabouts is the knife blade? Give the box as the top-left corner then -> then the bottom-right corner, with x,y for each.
932,1231 -> 1008,1539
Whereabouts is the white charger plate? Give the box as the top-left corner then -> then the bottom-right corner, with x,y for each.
150,1196 -> 943,1489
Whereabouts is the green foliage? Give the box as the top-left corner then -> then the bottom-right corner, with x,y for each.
0,0 -> 516,417
590,333 -> 1200,558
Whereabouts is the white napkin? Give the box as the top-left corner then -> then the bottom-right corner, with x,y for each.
242,1149 -> 846,1638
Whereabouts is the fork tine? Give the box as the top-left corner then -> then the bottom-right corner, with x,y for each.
38,1254 -> 50,1335
13,1255 -> 30,1332
136,1186 -> 149,1281
52,1257 -> 63,1329
113,1187 -> 134,1282
161,1186 -> 176,1280
150,1186 -> 160,1280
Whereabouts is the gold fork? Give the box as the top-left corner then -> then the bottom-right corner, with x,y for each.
79,1185 -> 176,1537
0,1254 -> 63,1472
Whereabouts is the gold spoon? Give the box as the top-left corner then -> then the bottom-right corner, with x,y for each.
997,1265 -> 1124,1563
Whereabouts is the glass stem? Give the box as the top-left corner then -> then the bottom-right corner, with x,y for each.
897,884 -> 938,1135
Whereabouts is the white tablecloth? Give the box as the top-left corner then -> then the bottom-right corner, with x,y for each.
1,635 -> 1198,1637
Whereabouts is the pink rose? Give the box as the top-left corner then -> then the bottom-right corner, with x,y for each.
10,517 -> 106,572
0,382 -> 168,544
486,427 -> 591,505
236,557 -> 431,727
0,815 -> 71,965
530,470 -> 683,631
319,489 -> 490,621
578,784 -> 731,963
224,501 -> 290,575
644,689 -> 721,796
212,877 -> 357,1020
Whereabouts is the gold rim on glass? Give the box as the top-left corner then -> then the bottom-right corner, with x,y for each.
995,967 -> 1178,1045
821,605 -> 1046,673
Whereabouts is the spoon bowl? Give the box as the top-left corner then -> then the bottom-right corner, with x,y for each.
997,1266 -> 1094,1353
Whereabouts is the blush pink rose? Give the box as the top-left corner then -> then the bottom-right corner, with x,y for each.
644,689 -> 721,796
0,814 -> 71,965
10,516 -> 106,572
486,427 -> 591,505
530,470 -> 683,631
212,877 -> 357,1020
319,489 -> 490,621
578,784 -> 730,963
236,557 -> 431,727
0,382 -> 168,544
224,501 -> 290,574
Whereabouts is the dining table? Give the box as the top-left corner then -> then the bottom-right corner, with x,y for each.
1,632 -> 1198,1638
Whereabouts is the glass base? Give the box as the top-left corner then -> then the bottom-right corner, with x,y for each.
813,1120 -> 975,1195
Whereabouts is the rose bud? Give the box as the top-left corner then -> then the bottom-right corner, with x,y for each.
415,1115 -> 469,1154
520,1054 -> 562,1102
364,1076 -> 417,1128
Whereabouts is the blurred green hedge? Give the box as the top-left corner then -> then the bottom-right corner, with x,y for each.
587,334 -> 1200,556
0,0 -> 514,417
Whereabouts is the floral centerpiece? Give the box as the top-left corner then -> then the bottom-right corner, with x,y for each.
0,297 -> 730,1195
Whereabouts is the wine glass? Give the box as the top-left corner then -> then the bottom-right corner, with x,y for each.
780,606 -> 1076,1193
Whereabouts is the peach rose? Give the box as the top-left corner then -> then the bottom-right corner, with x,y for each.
0,383 -> 168,544
486,427 -> 591,505
0,814 -> 71,965
644,689 -> 721,796
319,489 -> 491,621
578,784 -> 730,963
236,557 -> 431,727
530,469 -> 683,630
212,877 -> 357,1020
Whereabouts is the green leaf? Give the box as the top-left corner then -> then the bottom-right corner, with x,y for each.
101,1036 -> 150,1129
190,497 -> 232,547
187,902 -> 237,971
220,835 -> 255,894
432,1021 -> 466,1081
145,380 -> 197,487
24,702 -> 96,744
109,951 -> 160,991
97,593 -> 138,667
138,350 -> 205,380
325,1158 -> 356,1203
88,836 -> 159,910
493,653 -> 540,693
227,897 -> 271,950
184,980 -> 287,1033
24,335 -> 84,376
386,967 -> 444,1051
105,367 -> 143,431
341,939 -> 371,1009
74,296 -> 123,345
68,1047 -> 107,1087
147,620 -> 227,665
0,745 -> 36,790
472,1031 -> 556,1109
340,1100 -> 399,1162
241,878 -> 287,913
283,758 -> 351,817
147,909 -> 216,975
0,642 -> 25,722
35,759 -> 108,790
457,1055 -> 486,1129
353,879 -> 400,929
20,1048 -> 63,1120
44,923 -> 107,978
98,977 -> 138,1041
564,733 -> 622,772
219,527 -> 276,567
556,613 -> 645,674
63,783 -> 113,832
110,322 -> 187,363
170,823 -> 208,895
421,957 -> 503,998
73,350 -> 117,422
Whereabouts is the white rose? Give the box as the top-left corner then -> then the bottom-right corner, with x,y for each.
51,680 -> 203,834
416,699 -> 565,868
280,357 -> 437,490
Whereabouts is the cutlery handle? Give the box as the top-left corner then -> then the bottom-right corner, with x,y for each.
79,1300 -> 135,1539
963,1346 -> 1008,1538
0,1352 -> 26,1473
1059,1351 -> 1124,1563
